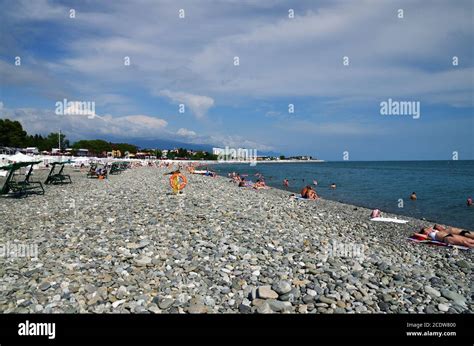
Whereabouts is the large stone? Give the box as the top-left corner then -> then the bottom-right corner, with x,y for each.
437,303 -> 449,312
424,286 -> 441,298
147,304 -> 161,314
378,301 -> 390,312
440,289 -> 466,306
134,256 -> 152,266
456,260 -> 470,269
158,298 -> 174,310
188,304 -> 208,314
267,299 -> 293,313
257,286 -> 279,299
272,280 -> 292,295
112,299 -> 126,308
38,282 -> 51,291
256,301 -> 273,314
238,303 -> 252,313
319,296 -> 337,305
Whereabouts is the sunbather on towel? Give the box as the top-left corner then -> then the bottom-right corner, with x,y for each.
431,224 -> 474,239
253,179 -> 268,189
417,225 -> 474,248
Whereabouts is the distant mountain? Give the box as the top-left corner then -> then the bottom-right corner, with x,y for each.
102,136 -> 214,152
86,135 -> 282,156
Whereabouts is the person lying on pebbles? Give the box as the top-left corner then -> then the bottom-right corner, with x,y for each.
416,225 -> 474,248
253,179 -> 269,190
300,185 -> 319,200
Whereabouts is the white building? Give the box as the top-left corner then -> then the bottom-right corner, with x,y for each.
212,147 -> 225,156
25,147 -> 39,155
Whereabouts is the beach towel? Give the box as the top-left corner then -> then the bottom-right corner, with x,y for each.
370,217 -> 408,224
408,235 -> 470,250
294,195 -> 317,201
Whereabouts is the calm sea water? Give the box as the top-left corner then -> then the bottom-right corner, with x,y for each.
212,161 -> 474,230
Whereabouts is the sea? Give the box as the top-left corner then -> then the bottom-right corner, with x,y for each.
212,160 -> 474,230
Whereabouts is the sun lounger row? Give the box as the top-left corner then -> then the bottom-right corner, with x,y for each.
0,160 -> 72,197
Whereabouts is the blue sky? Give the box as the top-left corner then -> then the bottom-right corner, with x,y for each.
0,0 -> 473,160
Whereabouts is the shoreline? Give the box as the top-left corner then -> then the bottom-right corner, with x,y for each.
0,166 -> 471,314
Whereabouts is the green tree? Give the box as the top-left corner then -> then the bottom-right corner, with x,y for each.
0,119 -> 27,147
72,139 -> 112,156
113,143 -> 137,154
177,148 -> 188,158
45,132 -> 67,151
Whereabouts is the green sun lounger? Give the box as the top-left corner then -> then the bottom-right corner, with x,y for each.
0,161 -> 45,197
109,161 -> 129,175
44,161 -> 72,185
109,162 -> 121,175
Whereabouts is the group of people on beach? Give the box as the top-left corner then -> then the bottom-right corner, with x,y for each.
161,164 -> 474,249
229,172 -> 269,190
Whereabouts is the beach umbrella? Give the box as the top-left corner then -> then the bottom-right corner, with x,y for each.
8,152 -> 36,162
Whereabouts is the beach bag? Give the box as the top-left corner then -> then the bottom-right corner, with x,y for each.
370,209 -> 381,218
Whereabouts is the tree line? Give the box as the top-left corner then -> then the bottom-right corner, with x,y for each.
0,118 -> 217,159
0,119 -> 68,151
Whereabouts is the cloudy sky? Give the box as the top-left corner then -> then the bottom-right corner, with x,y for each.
0,0 -> 473,160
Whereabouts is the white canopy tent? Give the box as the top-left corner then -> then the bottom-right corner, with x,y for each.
8,152 -> 37,162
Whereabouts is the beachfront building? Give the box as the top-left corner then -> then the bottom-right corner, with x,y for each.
289,155 -> 313,160
212,147 -> 225,156
0,147 -> 17,155
25,147 -> 39,155
257,156 -> 274,161
76,149 -> 89,157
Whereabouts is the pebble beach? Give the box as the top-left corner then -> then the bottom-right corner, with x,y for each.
0,166 -> 472,314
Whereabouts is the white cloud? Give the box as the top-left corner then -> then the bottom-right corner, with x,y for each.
1,0 -> 472,156
176,128 -> 197,137
158,90 -> 215,119
4,0 -> 472,107
175,127 -> 273,151
183,132 -> 274,151
1,104 -> 275,151
11,0 -> 67,20
1,106 -> 168,140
